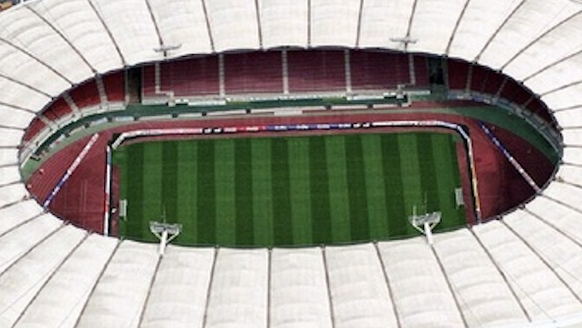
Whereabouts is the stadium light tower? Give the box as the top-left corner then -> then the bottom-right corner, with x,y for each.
149,208 -> 182,256
408,206 -> 441,246
153,43 -> 182,58
390,36 -> 418,51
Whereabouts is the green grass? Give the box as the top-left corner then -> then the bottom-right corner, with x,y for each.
114,132 -> 467,247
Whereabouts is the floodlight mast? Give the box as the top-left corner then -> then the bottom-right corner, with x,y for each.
153,43 -> 182,58
390,36 -> 418,51
149,208 -> 182,256
408,206 -> 441,246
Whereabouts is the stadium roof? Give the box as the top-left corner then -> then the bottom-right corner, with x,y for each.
1,0 -> 582,327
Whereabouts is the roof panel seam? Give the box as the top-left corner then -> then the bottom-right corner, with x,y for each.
0,221 -> 66,280
135,252 -> 163,327
199,0 -> 216,53
254,0 -> 263,49
72,238 -> 122,327
501,219 -> 582,310
501,9 -> 582,74
11,231 -> 90,327
0,38 -> 72,86
25,5 -> 97,74
373,242 -> 403,328
445,0 -> 472,56
469,227 -> 532,322
321,246 -> 337,328
200,246 -> 219,328
85,0 -> 126,67
143,0 -> 164,54
430,245 -> 470,327
473,0 -> 528,63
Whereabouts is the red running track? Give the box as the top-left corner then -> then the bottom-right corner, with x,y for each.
26,107 -> 555,234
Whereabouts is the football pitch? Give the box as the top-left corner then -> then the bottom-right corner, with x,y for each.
113,132 -> 466,247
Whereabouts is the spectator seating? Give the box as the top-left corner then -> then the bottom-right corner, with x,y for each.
287,50 -> 346,93
224,51 -> 283,95
350,50 -> 410,90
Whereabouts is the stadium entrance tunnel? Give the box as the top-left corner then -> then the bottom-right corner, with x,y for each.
20,50 -> 562,248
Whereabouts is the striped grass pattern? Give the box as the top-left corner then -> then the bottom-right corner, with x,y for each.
114,132 -> 465,247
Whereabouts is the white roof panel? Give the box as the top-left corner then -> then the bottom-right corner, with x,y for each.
377,238 -> 465,328
0,127 -> 24,147
0,215 -> 61,275
310,0 -> 360,48
504,210 -> 582,308
553,108 -> 582,128
434,229 -> 528,327
542,181 -> 582,210
140,246 -> 215,328
474,218 -> 582,320
89,0 -> 161,66
258,0 -> 308,49
0,166 -> 20,186
525,195 -> 582,245
14,234 -> 118,328
0,200 -> 43,235
478,0 -> 578,71
557,164 -> 582,187
205,0 -> 260,52
0,76 -> 51,112
205,248 -> 268,328
28,0 -> 122,74
326,243 -> 399,328
408,0 -> 468,55
0,43 -> 69,96
148,0 -> 213,57
562,146 -> 582,166
0,106 -> 34,129
358,0 -> 414,49
562,128 -> 582,147
0,182 -> 27,207
503,12 -> 582,83
0,225 -> 85,328
75,241 -> 159,328
522,55 -> 582,95
270,247 -> 332,328
448,0 -> 522,60
0,148 -> 18,166
0,5 -> 92,85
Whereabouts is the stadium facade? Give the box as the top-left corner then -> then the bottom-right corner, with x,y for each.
1,0 -> 582,327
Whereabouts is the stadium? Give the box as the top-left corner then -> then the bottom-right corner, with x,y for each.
1,0 -> 582,327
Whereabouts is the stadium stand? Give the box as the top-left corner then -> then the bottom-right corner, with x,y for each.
350,50 -> 410,90
143,57 -> 220,100
411,54 -> 430,87
3,0 -> 582,327
447,59 -> 470,91
102,71 -> 126,104
224,51 -> 283,95
42,97 -> 73,123
69,80 -> 102,110
287,50 -> 346,93
499,78 -> 532,106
